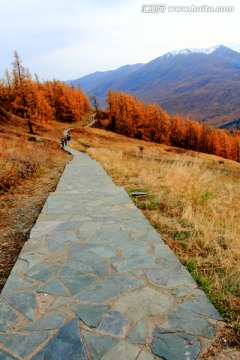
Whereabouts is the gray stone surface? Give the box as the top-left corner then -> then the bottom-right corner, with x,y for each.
154,244 -> 180,263
59,274 -> 98,294
38,278 -> 70,296
32,318 -> 86,360
112,255 -> 157,272
72,304 -> 109,327
146,268 -> 196,288
83,331 -> 117,360
75,274 -> 143,302
99,310 -> 130,337
90,247 -> 116,259
101,341 -> 141,360
57,221 -> 81,231
137,350 -> 156,360
127,320 -> 148,344
180,289 -> 223,320
114,287 -> 173,322
152,327 -> 200,360
57,266 -> 85,278
10,258 -> 29,273
1,274 -> 33,295
23,312 -> 66,331
123,247 -> 150,259
0,332 -> 50,358
26,263 -> 58,281
168,307 -> 217,338
0,349 -> 18,360
61,252 -> 109,277
0,145 -> 222,359
4,290 -> 36,321
47,230 -> 78,251
0,300 -> 17,332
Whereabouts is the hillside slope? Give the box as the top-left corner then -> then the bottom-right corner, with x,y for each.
0,109 -> 71,290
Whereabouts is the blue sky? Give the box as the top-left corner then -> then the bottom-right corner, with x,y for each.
0,0 -> 239,81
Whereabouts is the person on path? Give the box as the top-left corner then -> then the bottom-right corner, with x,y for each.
64,136 -> 68,146
60,138 -> 65,149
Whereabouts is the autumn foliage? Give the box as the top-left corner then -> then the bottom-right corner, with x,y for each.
0,52 -> 90,130
107,90 -> 240,162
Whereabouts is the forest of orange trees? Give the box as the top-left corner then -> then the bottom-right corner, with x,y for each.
0,52 -> 90,130
1,52 -> 240,162
107,90 -> 240,162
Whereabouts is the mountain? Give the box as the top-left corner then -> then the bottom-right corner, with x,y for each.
219,118 -> 240,130
68,45 -> 240,127
67,63 -> 144,97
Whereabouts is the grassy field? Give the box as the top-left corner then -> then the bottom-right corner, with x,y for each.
71,126 -> 240,342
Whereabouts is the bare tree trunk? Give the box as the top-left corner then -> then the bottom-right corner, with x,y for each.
28,120 -> 34,135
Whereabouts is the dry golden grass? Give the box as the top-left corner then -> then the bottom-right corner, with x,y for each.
0,135 -> 66,192
0,110 -> 78,191
71,127 -> 240,341
0,121 -> 71,290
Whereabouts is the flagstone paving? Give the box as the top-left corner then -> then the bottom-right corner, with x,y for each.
0,146 -> 224,359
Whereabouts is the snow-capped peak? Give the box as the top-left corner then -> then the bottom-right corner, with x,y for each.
223,43 -> 240,53
164,44 -> 240,58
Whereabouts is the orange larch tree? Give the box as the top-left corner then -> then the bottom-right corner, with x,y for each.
0,52 -> 90,130
106,89 -> 240,162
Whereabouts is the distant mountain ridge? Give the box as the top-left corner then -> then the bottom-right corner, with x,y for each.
68,44 -> 240,127
68,63 -> 144,96
163,43 -> 240,57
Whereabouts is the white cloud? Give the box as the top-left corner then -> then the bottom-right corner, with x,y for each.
0,0 -> 239,81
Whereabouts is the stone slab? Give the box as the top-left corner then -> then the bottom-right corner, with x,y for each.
75,274 -> 143,303
32,318 -> 86,360
137,350 -> 156,360
0,332 -> 50,358
72,304 -> 109,328
0,299 -> 17,332
152,327 -> 200,360
83,331 -> 117,360
26,263 -> 58,282
99,310 -> 130,337
0,349 -> 18,360
1,274 -> 33,295
4,290 -> 36,321
38,278 -> 70,296
146,268 -> 196,288
168,307 -> 217,338
114,287 -> 173,322
180,289 -> 222,320
101,341 -> 141,360
23,312 -> 66,331
127,320 -> 148,344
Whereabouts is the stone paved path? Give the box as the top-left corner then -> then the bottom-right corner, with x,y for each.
0,147 -> 223,359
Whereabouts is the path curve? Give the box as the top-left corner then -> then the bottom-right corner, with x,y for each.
85,112 -> 97,127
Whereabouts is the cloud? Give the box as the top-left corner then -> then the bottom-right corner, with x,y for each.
0,0 -> 239,81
